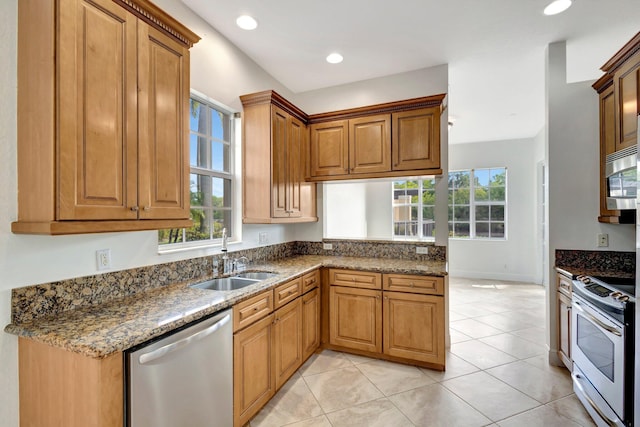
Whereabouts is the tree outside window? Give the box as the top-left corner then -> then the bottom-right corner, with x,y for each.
159,95 -> 234,247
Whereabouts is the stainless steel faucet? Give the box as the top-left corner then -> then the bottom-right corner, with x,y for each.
221,227 -> 228,251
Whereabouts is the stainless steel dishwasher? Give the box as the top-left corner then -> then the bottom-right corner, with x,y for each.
126,309 -> 233,427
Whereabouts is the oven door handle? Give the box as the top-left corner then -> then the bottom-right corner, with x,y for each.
572,372 -> 619,427
573,300 -> 622,337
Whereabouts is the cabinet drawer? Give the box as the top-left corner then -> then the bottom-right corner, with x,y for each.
383,274 -> 444,295
274,278 -> 302,309
329,269 -> 381,289
302,270 -> 320,293
557,273 -> 572,297
233,290 -> 274,332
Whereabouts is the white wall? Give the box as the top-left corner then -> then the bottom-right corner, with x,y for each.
448,137 -> 544,283
546,41 -> 635,364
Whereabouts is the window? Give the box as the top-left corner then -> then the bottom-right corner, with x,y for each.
158,94 -> 235,247
448,168 -> 506,239
392,179 -> 436,240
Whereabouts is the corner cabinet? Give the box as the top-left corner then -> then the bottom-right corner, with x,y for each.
308,96 -> 445,181
13,0 -> 200,235
240,91 -> 318,223
327,269 -> 445,370
593,31 -> 640,224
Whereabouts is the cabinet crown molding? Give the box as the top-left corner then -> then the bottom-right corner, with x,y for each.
115,0 -> 200,47
600,31 -> 640,74
307,93 -> 446,124
240,90 -> 307,123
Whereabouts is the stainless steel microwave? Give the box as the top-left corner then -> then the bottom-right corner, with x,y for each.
606,144 -> 637,210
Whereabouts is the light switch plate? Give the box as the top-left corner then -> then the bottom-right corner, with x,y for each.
416,247 -> 429,254
323,243 -> 333,250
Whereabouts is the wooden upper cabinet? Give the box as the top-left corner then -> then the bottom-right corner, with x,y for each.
307,94 -> 445,181
57,0 -> 138,221
309,120 -> 349,177
594,31 -> 639,224
349,114 -> 391,174
392,107 -> 441,171
595,81 -> 621,222
240,91 -> 317,224
13,0 -> 199,234
137,22 -> 191,220
612,49 -> 640,151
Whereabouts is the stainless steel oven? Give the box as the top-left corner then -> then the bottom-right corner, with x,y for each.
571,275 -> 635,427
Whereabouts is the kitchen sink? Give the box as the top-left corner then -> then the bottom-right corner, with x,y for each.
234,271 -> 277,280
190,277 -> 259,291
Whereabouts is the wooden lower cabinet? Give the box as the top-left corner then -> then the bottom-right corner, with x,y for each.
274,298 -> 303,389
329,286 -> 382,353
233,271 -> 320,426
18,338 -> 123,427
302,287 -> 321,360
233,314 -> 276,427
556,272 -> 572,369
383,291 -> 444,365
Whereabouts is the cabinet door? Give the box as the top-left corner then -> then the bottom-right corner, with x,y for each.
58,0 -> 138,220
287,115 -> 304,217
599,85 -> 620,220
383,291 -> 444,365
329,286 -> 382,353
309,120 -> 349,177
392,108 -> 440,171
613,50 -> 640,151
274,299 -> 303,389
272,106 -> 289,218
349,114 -> 391,174
302,288 -> 321,360
137,22 -> 191,220
557,291 -> 572,369
234,314 -> 275,427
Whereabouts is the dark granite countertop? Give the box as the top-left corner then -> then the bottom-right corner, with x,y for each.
5,255 -> 447,358
555,265 -> 635,280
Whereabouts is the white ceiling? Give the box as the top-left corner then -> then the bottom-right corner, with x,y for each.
182,0 -> 640,144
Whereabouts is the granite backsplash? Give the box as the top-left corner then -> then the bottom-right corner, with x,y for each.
11,240 -> 445,324
555,249 -> 635,275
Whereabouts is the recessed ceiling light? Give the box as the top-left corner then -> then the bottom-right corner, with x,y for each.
326,53 -> 343,64
543,0 -> 572,15
236,15 -> 258,30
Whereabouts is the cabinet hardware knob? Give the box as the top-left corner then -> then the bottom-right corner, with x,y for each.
143,206 -> 151,211
130,206 -> 139,212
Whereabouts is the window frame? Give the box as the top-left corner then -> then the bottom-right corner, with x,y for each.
392,178 -> 436,242
158,91 -> 237,250
448,167 -> 507,240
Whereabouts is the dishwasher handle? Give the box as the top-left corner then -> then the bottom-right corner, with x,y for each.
138,313 -> 231,365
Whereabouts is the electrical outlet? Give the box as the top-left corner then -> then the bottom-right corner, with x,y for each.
323,243 -> 333,250
598,233 -> 609,247
96,249 -> 111,271
258,232 -> 268,245
416,247 -> 429,254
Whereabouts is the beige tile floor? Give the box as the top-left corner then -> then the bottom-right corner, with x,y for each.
249,278 -> 597,427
